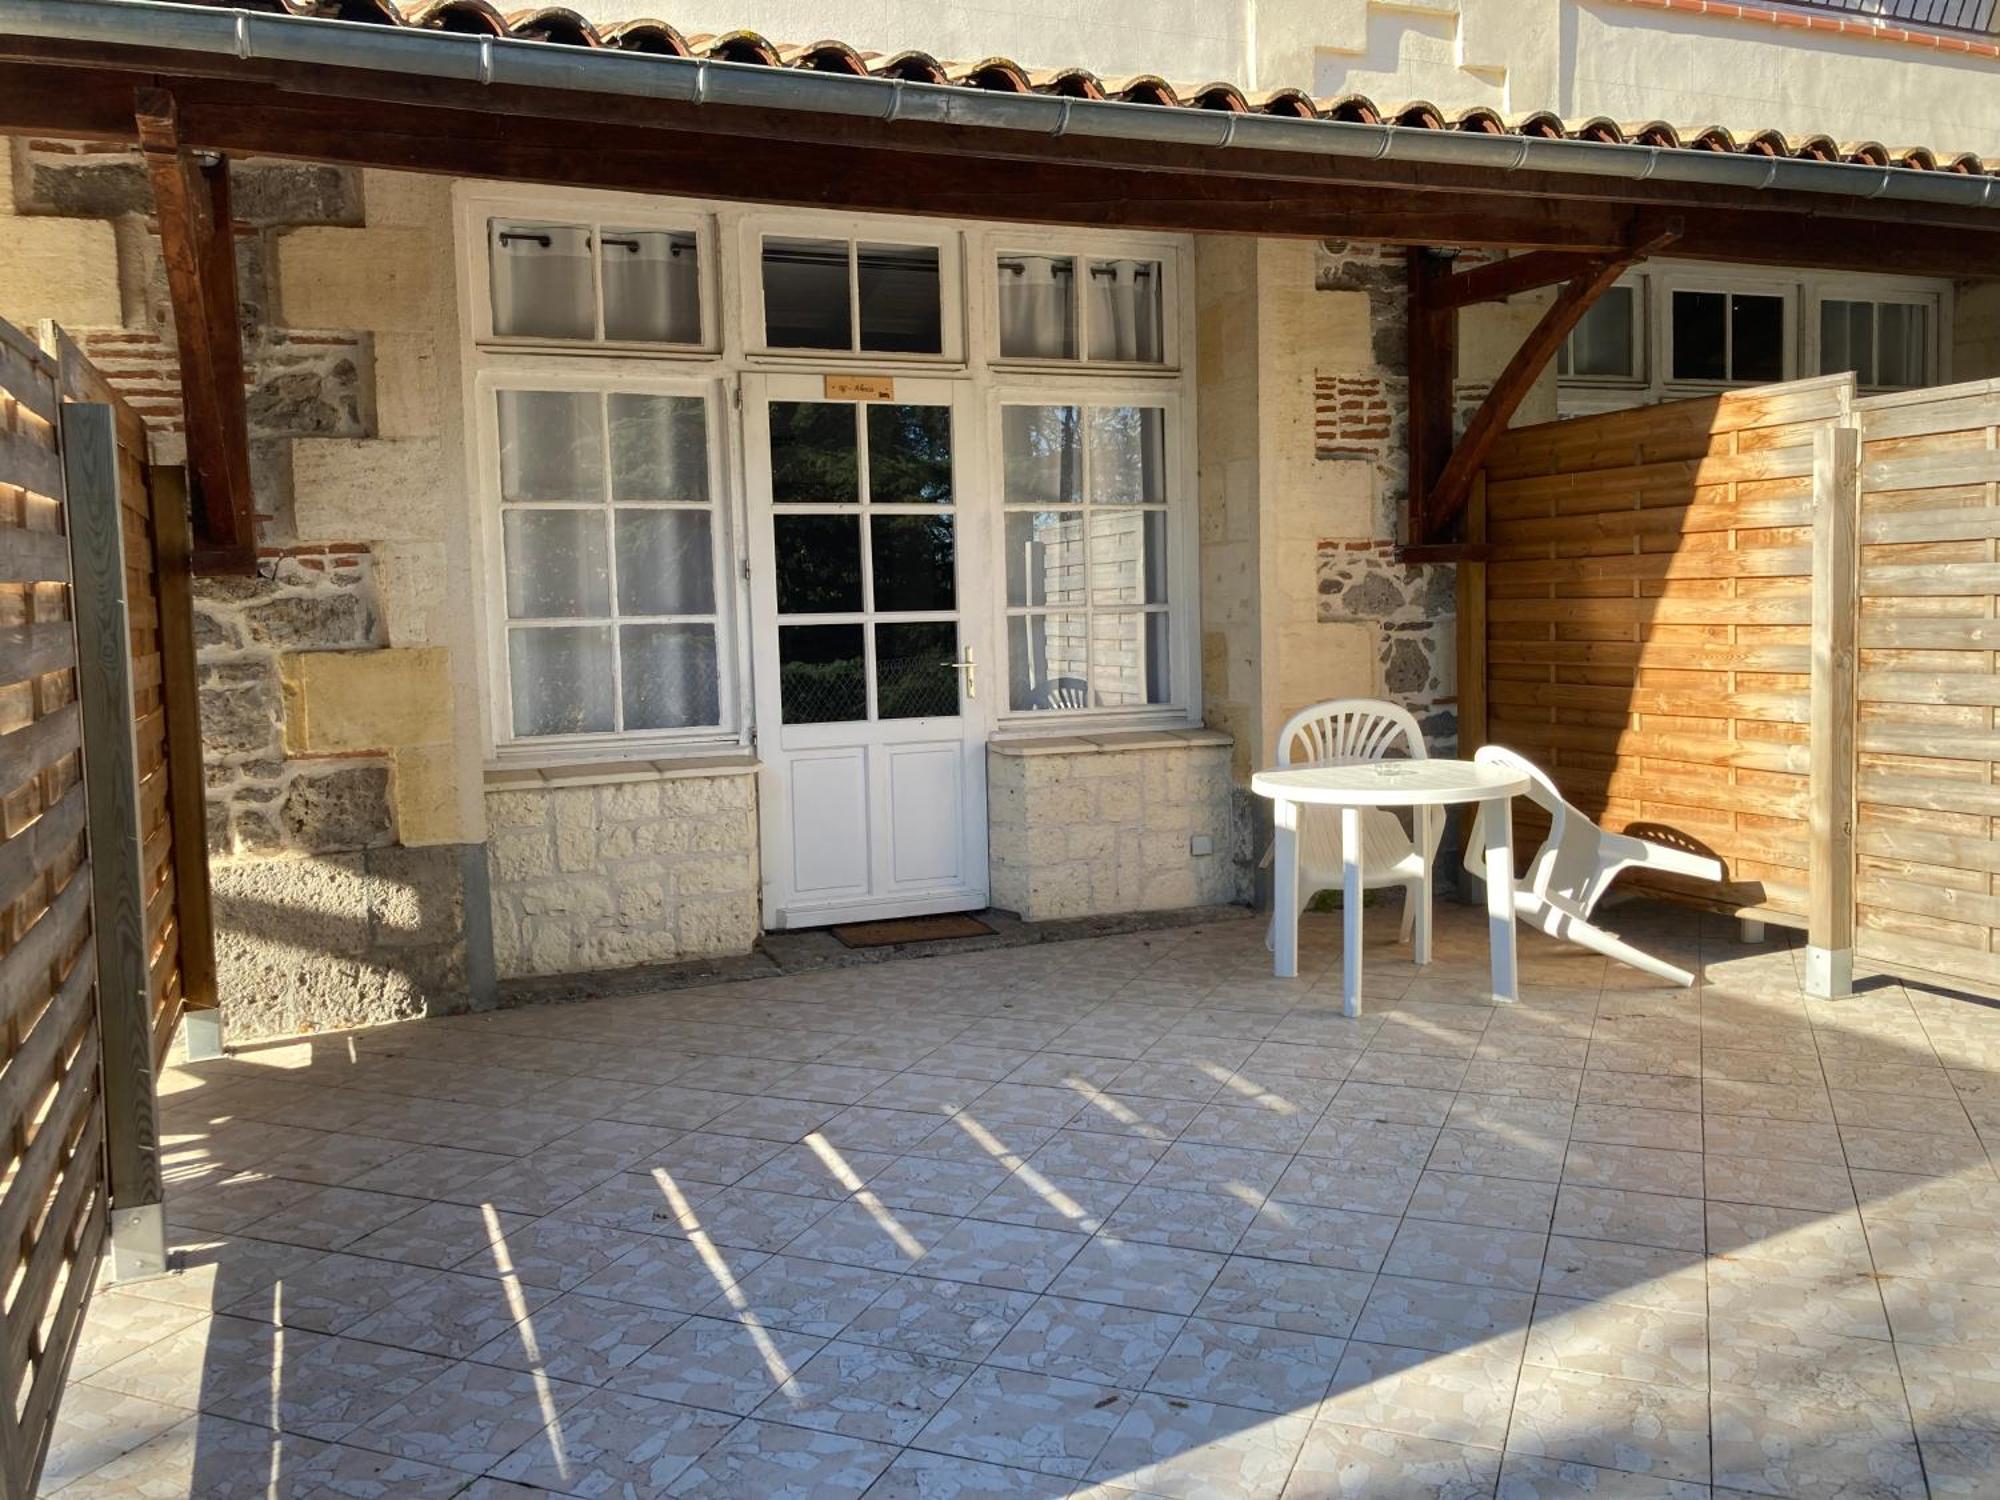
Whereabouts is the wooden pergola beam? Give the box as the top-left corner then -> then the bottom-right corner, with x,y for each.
1428,250 -> 1608,311
1409,224 -> 1683,548
132,88 -> 255,574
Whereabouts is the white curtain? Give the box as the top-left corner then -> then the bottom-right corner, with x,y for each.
999,254 -> 1076,359
490,221 -> 594,340
601,230 -> 700,344
1087,258 -> 1162,363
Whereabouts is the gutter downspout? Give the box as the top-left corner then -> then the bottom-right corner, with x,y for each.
1,0 -> 1993,214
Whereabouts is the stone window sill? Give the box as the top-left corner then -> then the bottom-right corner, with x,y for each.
988,726 -> 1232,758
485,751 -> 759,792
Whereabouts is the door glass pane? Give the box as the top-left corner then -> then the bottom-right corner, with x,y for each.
1002,406 -> 1081,505
763,237 -> 851,349
871,514 -> 955,611
601,229 -> 700,343
1088,407 -> 1166,503
770,401 -> 859,503
498,390 -> 604,501
1088,509 -> 1167,606
876,621 -> 958,719
998,253 -> 1076,359
1008,613 -> 1091,711
621,622 -> 719,730
615,510 -> 714,616
1569,285 -> 1634,378
775,514 -> 862,614
1879,302 -> 1928,388
1670,291 -> 1727,382
503,510 -> 609,618
1005,511 -> 1085,608
510,625 -> 614,736
1091,612 -> 1169,708
609,393 -> 708,503
1086,258 -> 1164,362
1732,294 -> 1785,382
1819,299 -> 1873,381
858,244 -> 942,354
780,623 -> 866,724
867,405 -> 952,503
490,220 -> 594,340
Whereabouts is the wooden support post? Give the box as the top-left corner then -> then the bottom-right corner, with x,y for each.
1808,423 -> 1861,999
1455,473 -> 1489,904
1405,248 -> 1457,549
134,88 -> 256,574
148,466 -> 220,1060
59,402 -> 166,1281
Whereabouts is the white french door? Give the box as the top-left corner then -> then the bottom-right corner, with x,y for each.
744,374 -> 991,928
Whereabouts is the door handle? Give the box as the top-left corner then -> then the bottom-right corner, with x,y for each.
939,646 -> 976,700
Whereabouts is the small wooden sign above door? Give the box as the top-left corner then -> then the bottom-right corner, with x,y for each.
823,374 -> 895,402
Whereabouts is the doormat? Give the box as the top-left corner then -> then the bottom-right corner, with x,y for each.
830,913 -> 997,948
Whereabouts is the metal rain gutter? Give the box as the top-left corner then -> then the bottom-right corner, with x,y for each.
4,0 -> 1994,214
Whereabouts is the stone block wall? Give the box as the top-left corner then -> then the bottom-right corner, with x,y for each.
3,139 -> 490,1040
989,729 -> 1241,921
484,764 -> 760,978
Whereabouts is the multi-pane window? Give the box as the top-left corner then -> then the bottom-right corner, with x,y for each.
1669,288 -> 1787,383
766,399 -> 959,725
488,218 -> 703,345
494,386 -> 724,741
1001,401 -> 1173,712
1819,298 -> 1932,389
996,252 -> 1166,363
759,236 -> 945,355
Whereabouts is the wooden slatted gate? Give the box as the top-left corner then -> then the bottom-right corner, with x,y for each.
0,317 -> 212,1497
1464,371 -> 2000,995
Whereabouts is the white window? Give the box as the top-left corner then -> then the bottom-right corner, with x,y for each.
483,212 -> 710,349
998,394 -> 1179,714
1556,264 -> 1947,417
1816,295 -> 1935,390
748,224 -> 960,360
1557,282 -> 1641,382
994,247 -> 1171,365
484,377 -> 732,747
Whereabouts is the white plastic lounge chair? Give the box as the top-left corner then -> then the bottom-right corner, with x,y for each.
1463,744 -> 1724,987
1266,698 -> 1445,957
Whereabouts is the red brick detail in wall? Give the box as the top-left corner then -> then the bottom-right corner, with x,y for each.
1607,0 -> 2000,59
1315,375 -> 1393,459
71,329 -> 186,434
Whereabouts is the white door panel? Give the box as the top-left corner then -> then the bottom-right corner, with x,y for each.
745,375 -> 991,928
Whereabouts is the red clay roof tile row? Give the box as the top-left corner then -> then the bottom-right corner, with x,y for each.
185,0 -> 1998,177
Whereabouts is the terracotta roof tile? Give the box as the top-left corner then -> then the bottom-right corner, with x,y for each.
175,0 -> 1999,180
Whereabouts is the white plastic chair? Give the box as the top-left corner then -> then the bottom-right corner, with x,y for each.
1463,745 -> 1724,987
1267,698 -> 1444,954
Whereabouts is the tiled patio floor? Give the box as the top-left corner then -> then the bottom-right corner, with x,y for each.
41,902 -> 2000,1498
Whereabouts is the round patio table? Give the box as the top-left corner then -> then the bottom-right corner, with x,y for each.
1251,758 -> 1531,1016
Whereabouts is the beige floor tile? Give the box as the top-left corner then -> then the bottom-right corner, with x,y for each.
1145,1315 -> 1346,1414
1525,1295 -> 1707,1389
1710,1382 -> 1924,1498
1088,1393 -> 1310,1499
1319,1340 -> 1521,1449
1507,1365 -> 1709,1485
665,1416 -> 896,1499
914,1367 -> 1135,1479
754,1338 -> 974,1443
488,1388 -> 737,1493
987,1294 -> 1185,1387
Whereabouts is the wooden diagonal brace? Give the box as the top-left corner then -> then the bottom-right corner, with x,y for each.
1427,249 -> 1609,311
1416,222 -> 1682,542
134,87 -> 257,574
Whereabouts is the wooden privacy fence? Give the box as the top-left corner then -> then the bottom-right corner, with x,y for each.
1464,371 -> 2000,992
0,317 -> 212,1497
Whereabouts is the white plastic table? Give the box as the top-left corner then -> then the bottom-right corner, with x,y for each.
1251,758 -> 1532,1015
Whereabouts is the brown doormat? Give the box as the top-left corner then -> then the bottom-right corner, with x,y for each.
830,913 -> 996,948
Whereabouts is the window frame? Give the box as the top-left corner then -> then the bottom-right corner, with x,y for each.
1804,279 -> 1945,392
471,359 -> 745,761
738,211 -> 965,366
977,226 -> 1187,375
1658,272 -> 1797,389
460,187 -> 719,356
986,378 -> 1197,728
1556,276 -> 1646,386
